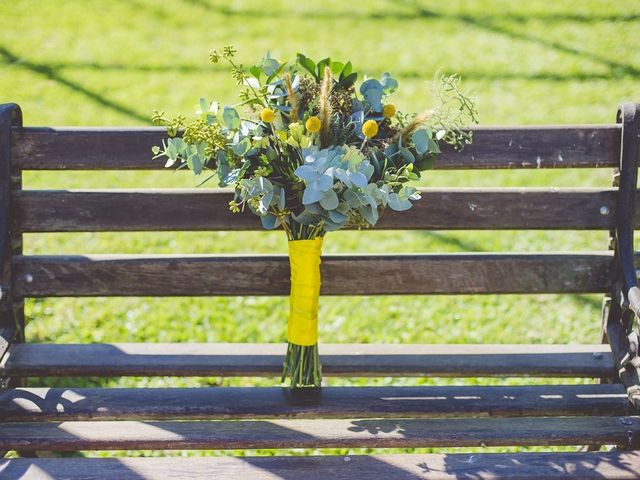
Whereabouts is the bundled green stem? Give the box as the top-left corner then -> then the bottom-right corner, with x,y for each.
281,343 -> 322,388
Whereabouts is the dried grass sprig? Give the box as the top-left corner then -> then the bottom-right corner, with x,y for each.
285,73 -> 299,122
400,109 -> 434,143
318,66 -> 333,148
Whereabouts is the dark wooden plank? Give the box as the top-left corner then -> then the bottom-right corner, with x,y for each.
3,451 -> 640,479
1,416 -> 638,451
0,384 -> 627,421
1,343 -> 615,378
13,188 -> 625,232
0,105 -> 22,345
12,252 -> 616,297
11,125 -> 621,170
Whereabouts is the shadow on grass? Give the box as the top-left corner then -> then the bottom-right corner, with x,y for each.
184,0 -> 640,25
6,60 -> 632,83
170,0 -> 640,79
0,45 -> 149,123
394,0 -> 640,78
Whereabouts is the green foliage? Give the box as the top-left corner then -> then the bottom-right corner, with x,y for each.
296,53 -> 358,89
153,49 -> 476,241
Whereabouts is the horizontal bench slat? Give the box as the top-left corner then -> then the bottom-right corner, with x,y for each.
3,451 -> 640,479
0,384 -> 627,421
1,343 -> 614,378
11,125 -> 621,170
14,188 -> 625,232
2,416 -> 638,451
13,252 -> 615,297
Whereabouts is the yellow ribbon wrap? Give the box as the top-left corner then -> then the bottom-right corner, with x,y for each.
287,238 -> 323,346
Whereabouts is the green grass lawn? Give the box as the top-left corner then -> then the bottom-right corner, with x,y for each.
2,0 -> 640,458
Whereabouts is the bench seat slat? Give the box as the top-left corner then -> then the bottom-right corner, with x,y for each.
1,343 -> 614,378
1,416 -> 638,451
14,188 -> 629,232
0,384 -> 627,421
13,252 -> 616,297
3,451 -> 640,479
11,125 -> 621,170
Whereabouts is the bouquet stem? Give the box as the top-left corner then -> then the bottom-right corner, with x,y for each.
282,343 -> 321,388
282,237 -> 323,389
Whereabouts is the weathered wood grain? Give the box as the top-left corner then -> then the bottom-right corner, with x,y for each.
0,384 -> 627,421
12,252 -> 616,297
3,451 -> 640,479
1,343 -> 615,378
11,125 -> 621,170
0,105 -> 21,346
1,416 -> 638,451
13,188 -> 626,232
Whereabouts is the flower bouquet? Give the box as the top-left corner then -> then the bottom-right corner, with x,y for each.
152,46 -> 477,389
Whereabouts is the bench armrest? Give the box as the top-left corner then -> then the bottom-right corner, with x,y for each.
0,326 -> 14,363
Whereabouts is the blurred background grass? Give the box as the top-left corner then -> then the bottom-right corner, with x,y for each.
1,0 -> 640,457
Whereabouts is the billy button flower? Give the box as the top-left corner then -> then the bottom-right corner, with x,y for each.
362,119 -> 379,138
305,116 -> 321,133
260,108 -> 275,123
382,104 -> 396,118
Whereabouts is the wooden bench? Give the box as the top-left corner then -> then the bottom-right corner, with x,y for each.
1,101 -> 640,478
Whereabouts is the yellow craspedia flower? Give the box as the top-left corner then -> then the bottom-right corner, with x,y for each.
382,104 -> 396,118
260,108 -> 275,123
362,120 -> 379,138
305,116 -> 321,133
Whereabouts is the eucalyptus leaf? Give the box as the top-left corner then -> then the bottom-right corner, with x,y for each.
319,189 -> 339,210
349,170 -> 368,189
198,98 -> 209,114
216,150 -> 230,186
428,136 -> 441,154
231,137 -> 252,156
412,129 -> 430,155
222,107 -> 241,130
359,79 -> 383,112
302,186 -> 325,205
262,58 -> 280,77
400,147 -> 415,164
388,192 -> 412,211
187,154 -> 203,175
260,213 -> 279,230
328,209 -> 348,224
380,72 -> 398,93
358,204 -> 378,225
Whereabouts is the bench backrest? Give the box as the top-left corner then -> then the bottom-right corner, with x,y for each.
0,104 -> 637,314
